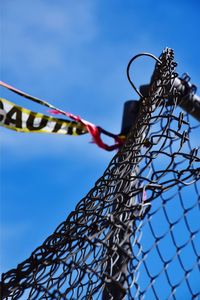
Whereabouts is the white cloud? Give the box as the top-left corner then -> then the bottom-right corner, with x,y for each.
2,0 -> 98,72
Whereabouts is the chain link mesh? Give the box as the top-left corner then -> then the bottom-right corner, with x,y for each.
1,48 -> 199,299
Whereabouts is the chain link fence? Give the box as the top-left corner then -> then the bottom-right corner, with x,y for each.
1,48 -> 199,299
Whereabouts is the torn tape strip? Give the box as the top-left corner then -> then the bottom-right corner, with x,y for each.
0,81 -> 125,150
0,98 -> 87,136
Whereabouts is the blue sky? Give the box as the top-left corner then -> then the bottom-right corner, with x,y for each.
0,0 -> 200,279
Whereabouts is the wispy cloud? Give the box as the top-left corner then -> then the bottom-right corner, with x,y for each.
2,0 -> 98,74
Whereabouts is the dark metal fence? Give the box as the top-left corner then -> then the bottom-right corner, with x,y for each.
1,48 -> 200,299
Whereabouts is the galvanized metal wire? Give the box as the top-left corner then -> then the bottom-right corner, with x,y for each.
1,48 -> 200,300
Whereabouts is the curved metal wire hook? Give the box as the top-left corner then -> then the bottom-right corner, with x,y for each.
127,52 -> 162,98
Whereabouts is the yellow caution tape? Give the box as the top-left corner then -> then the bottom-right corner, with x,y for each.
0,98 -> 87,136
